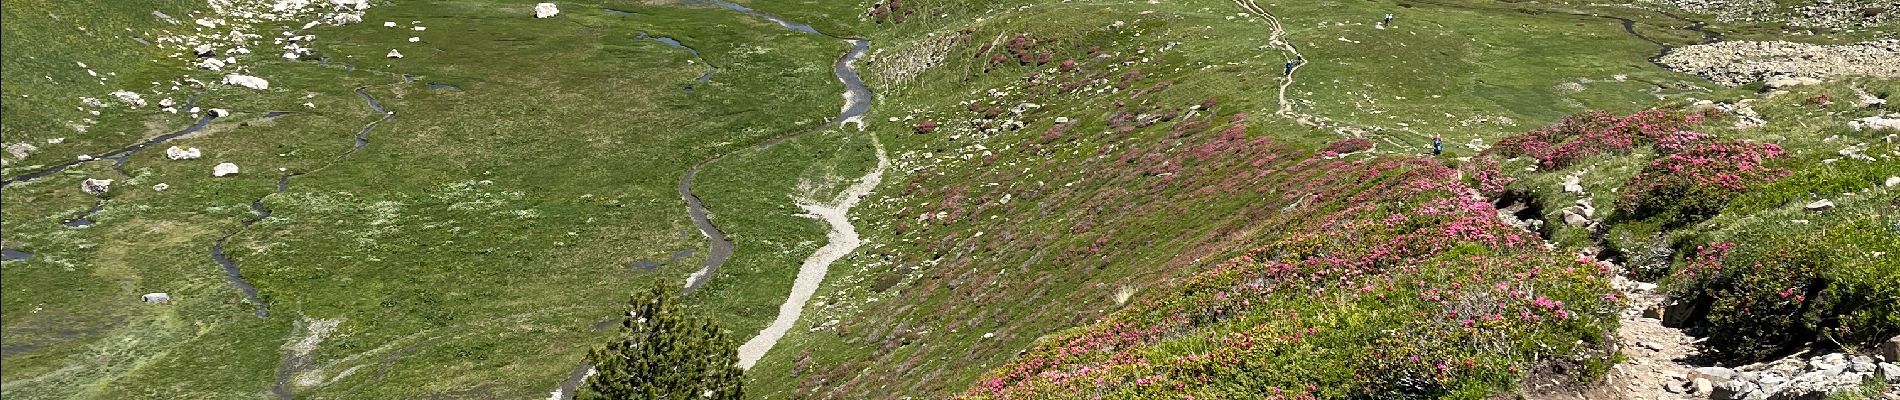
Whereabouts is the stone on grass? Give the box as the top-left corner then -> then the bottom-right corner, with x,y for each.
1562,210 -> 1591,227
1850,115 -> 1900,132
209,108 -> 230,118
387,49 -> 403,59
213,162 -> 240,177
142,293 -> 171,304
1804,199 -> 1834,211
165,146 -> 202,160
535,3 -> 560,18
153,183 -> 170,192
222,74 -> 270,90
81,178 -> 112,195
1886,176 -> 1900,188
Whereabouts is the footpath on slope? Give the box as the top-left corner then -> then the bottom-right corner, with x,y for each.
552,3 -> 878,398
1230,0 -> 1413,150
735,135 -> 887,370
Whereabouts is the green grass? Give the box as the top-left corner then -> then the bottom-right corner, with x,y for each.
4,0 -> 854,398
5,0 -> 1895,398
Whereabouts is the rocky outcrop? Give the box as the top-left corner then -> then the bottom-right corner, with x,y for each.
1657,40 -> 1900,86
1706,352 -> 1899,400
1849,114 -> 1900,132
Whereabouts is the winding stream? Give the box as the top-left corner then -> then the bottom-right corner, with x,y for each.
0,113 -> 216,187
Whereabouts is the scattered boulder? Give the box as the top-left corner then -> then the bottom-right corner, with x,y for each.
1887,176 -> 1900,188
109,90 -> 148,107
165,146 -> 202,160
1849,115 -> 1900,132
153,183 -> 170,192
534,3 -> 560,18
1562,210 -> 1591,227
387,49 -> 403,59
209,108 -> 230,118
213,162 -> 240,177
221,74 -> 269,90
80,178 -> 113,195
142,293 -> 171,304
4,142 -> 36,159
1693,377 -> 1713,395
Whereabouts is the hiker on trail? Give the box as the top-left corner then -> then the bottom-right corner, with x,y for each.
1383,13 -> 1394,27
1431,134 -> 1443,156
1284,60 -> 1297,76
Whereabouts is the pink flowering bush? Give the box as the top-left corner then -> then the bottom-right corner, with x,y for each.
1489,109 -> 1713,169
1322,138 -> 1374,154
957,155 -> 1615,399
1615,139 -> 1788,225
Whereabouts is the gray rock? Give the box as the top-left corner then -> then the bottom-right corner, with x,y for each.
80,178 -> 112,195
1695,377 -> 1715,394
1851,361 -> 1875,373
1804,199 -> 1834,211
141,293 -> 171,304
1880,336 -> 1899,361
1716,379 -> 1755,400
1667,379 -> 1689,394
1880,363 -> 1898,383
1698,366 -> 1738,381
1660,301 -> 1698,328
1563,210 -> 1592,227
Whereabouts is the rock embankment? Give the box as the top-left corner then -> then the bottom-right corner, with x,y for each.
1658,40 -> 1900,86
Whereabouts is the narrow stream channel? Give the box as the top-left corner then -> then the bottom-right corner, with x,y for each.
0,113 -> 216,187
208,86 -> 396,323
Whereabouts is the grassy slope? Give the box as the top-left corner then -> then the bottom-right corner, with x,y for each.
1,0 -> 859,398
739,0 -> 1893,398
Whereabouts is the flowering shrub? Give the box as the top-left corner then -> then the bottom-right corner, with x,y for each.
1488,109 -> 1712,169
1460,156 -> 1513,197
1615,140 -> 1788,225
1322,138 -> 1373,154
958,155 -> 1614,399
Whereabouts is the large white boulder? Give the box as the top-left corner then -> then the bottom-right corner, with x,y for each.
213,162 -> 240,177
387,49 -> 403,59
222,74 -> 270,90
142,293 -> 172,304
535,3 -> 560,18
165,146 -> 202,160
